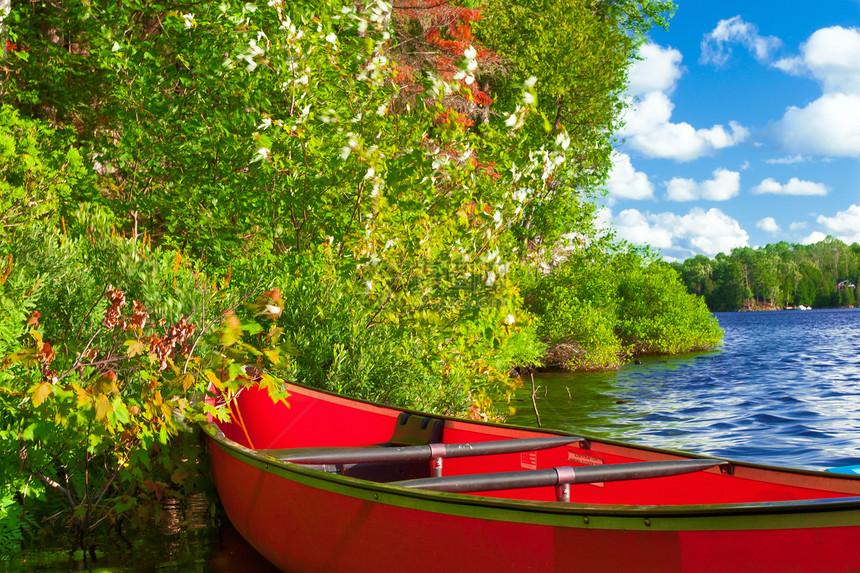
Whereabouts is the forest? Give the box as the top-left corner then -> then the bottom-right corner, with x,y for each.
672,238 -> 860,312
0,0 -> 729,552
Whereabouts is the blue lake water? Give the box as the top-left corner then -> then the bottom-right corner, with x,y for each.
510,308 -> 860,471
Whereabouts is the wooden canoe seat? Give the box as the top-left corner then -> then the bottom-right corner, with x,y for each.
386,412 -> 444,447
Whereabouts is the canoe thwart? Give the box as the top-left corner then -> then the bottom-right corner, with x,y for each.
393,458 -> 730,501
272,436 -> 585,466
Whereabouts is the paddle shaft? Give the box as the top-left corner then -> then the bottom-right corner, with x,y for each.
394,458 -> 729,499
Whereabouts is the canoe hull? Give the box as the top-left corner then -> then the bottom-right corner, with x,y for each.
204,383 -> 860,573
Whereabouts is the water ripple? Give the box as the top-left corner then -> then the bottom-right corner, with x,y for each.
512,308 -> 860,470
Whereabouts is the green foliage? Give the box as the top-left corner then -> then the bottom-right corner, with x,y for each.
0,105 -> 94,231
0,210 -> 290,548
475,0 -> 674,251
673,238 -> 860,311
614,255 -> 722,354
252,245 -> 540,416
526,246 -> 721,370
525,249 -> 622,370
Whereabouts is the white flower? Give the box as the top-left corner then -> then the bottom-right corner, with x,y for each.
364,167 -> 375,179
111,42 -> 122,52
523,91 -> 535,105
247,39 -> 265,57
182,13 -> 195,29
524,75 -> 537,88
365,280 -> 374,292
325,33 -> 338,46
244,2 -> 257,12
252,147 -> 270,163
339,147 -> 352,160
485,271 -> 496,286
505,314 -> 516,326
257,117 -> 272,130
505,113 -> 518,127
493,210 -> 503,228
467,59 -> 478,72
555,131 -> 570,150
464,45 -> 477,60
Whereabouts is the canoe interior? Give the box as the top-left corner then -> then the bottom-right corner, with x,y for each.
211,383 -> 860,507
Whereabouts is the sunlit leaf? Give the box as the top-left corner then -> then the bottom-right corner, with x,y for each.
176,372 -> 195,392
94,394 -> 112,421
204,369 -> 223,391
29,381 -> 53,407
125,339 -> 146,357
263,349 -> 280,365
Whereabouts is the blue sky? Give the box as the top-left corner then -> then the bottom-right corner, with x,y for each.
600,0 -> 860,261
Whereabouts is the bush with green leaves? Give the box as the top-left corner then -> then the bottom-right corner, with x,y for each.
614,254 -> 723,355
0,104 -> 93,231
526,246 -> 722,370
0,208 -> 290,550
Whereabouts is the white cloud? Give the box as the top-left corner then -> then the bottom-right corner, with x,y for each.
613,209 -> 675,249
628,43 -> 683,95
802,26 -> 860,94
700,16 -> 782,66
665,168 -> 740,201
789,221 -> 808,232
773,56 -> 804,75
621,94 -> 748,160
816,204 -> 860,244
756,217 -> 781,234
609,207 -> 749,258
765,155 -> 807,165
620,43 -> 749,161
606,152 -> 654,200
777,93 -> 860,156
751,177 -> 828,196
802,231 -> 828,245
774,27 -> 860,157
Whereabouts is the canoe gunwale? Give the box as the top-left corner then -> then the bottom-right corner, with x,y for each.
201,419 -> 860,522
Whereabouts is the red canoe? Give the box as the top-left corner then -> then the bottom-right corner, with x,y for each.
202,382 -> 860,572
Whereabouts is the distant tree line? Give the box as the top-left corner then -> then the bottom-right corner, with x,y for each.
671,238 -> 860,312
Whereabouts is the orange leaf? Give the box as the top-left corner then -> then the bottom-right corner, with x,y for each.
0,254 -> 11,286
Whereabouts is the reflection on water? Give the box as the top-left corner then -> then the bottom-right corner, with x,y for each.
2,496 -> 278,573
510,308 -> 860,470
